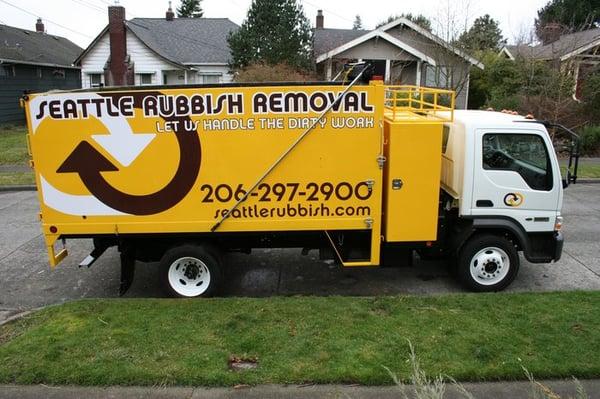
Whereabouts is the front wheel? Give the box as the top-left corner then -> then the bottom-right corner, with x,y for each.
159,244 -> 222,298
457,234 -> 519,292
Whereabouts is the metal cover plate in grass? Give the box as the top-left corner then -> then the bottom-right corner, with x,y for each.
229,356 -> 258,371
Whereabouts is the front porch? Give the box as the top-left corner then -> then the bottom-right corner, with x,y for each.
319,58 -> 426,85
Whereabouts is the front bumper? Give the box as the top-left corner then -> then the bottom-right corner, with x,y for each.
524,231 -> 563,263
553,231 -> 564,262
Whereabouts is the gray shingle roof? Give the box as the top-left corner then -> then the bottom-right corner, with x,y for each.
126,18 -> 239,65
313,28 -> 369,56
505,28 -> 600,60
0,23 -> 82,67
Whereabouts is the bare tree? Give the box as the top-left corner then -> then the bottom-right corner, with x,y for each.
405,0 -> 476,105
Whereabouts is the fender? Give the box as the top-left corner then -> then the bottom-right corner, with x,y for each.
454,216 -> 541,262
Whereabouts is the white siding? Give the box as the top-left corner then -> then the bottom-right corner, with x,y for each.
80,34 -> 109,89
79,30 -> 234,87
127,33 -> 175,85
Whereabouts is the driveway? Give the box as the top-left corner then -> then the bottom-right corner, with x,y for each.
0,184 -> 599,312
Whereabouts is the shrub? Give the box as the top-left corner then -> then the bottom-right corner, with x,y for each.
233,62 -> 315,83
579,125 -> 600,156
581,70 -> 600,122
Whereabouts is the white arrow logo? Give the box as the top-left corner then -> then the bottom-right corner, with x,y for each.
92,116 -> 155,167
29,93 -> 155,167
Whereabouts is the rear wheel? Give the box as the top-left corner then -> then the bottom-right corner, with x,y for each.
457,234 -> 519,292
159,244 -> 222,298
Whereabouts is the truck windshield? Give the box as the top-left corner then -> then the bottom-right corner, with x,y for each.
482,133 -> 553,191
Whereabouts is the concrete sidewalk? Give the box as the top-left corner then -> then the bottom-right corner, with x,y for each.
1,380 -> 599,398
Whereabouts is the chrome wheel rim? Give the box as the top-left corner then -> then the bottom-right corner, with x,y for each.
168,256 -> 211,297
469,247 -> 510,286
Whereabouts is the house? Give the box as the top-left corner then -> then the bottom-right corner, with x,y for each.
499,25 -> 600,99
313,11 -> 483,109
75,4 -> 239,89
0,20 -> 82,123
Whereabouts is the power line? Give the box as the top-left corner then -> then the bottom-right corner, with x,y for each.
301,0 -> 354,24
0,0 -> 94,39
67,0 -> 105,14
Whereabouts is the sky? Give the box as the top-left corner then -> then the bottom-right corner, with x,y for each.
0,0 -> 549,48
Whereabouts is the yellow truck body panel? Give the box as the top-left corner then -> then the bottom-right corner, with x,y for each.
25,83 -> 390,266
24,82 -> 454,268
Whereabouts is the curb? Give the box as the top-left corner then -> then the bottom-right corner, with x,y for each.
576,179 -> 600,184
0,185 -> 36,192
0,310 -> 34,327
2,380 -> 600,399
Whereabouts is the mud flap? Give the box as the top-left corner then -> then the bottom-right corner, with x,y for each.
119,246 -> 135,296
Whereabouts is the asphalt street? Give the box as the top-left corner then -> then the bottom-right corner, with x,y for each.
0,184 -> 599,314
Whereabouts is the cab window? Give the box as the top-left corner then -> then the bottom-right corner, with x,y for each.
482,133 -> 553,191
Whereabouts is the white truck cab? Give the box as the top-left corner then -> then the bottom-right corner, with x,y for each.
439,110 -> 564,290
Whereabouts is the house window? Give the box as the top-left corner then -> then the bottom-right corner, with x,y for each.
0,65 -> 15,77
53,69 -> 65,79
138,73 -> 153,85
201,74 -> 221,84
425,65 -> 451,88
89,73 -> 102,87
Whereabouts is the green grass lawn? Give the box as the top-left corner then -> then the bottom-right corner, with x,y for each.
0,124 -> 34,186
0,172 -> 35,186
559,159 -> 600,178
0,291 -> 599,386
0,124 -> 29,165
575,163 -> 600,178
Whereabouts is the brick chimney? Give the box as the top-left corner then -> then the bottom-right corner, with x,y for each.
541,22 -> 565,45
166,1 -> 175,21
35,18 -> 44,33
106,5 -> 133,86
316,10 -> 324,29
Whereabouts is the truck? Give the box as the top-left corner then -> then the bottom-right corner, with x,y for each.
23,67 -> 574,297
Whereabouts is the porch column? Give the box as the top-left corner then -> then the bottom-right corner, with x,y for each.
416,60 -> 422,86
326,58 -> 333,81
573,60 -> 581,100
184,69 -> 188,84
384,59 -> 391,83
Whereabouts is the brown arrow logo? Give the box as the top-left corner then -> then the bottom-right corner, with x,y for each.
57,114 -> 201,215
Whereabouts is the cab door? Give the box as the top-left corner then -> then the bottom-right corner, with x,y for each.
471,128 -> 562,232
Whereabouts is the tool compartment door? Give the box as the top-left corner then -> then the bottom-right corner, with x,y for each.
383,121 -> 443,242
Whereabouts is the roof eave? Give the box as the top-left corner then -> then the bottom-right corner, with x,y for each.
499,47 -> 515,60
0,58 -> 80,69
74,25 -> 109,65
315,30 -> 436,65
377,17 -> 484,69
183,62 -> 229,66
559,37 -> 600,61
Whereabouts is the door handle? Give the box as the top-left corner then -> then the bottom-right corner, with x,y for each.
392,179 -> 403,190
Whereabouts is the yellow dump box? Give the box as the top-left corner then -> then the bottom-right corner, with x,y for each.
24,80 -> 455,296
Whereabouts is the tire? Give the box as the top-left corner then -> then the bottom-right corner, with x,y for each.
159,244 -> 222,298
457,234 -> 519,292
